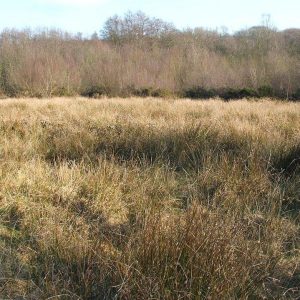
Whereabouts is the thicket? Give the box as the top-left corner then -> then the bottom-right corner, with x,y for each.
0,11 -> 299,100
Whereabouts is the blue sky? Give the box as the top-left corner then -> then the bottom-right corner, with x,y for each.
0,0 -> 299,35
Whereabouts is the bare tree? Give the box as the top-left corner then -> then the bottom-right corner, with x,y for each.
101,11 -> 176,43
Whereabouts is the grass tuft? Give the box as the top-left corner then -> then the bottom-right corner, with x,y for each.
0,97 -> 299,299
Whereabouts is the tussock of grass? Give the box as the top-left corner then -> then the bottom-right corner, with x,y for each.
0,97 -> 299,299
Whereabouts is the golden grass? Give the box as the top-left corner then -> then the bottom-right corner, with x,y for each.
0,97 -> 299,299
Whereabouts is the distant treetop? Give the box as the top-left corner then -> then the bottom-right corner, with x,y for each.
101,11 -> 177,43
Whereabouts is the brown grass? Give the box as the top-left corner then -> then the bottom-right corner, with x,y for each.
0,97 -> 299,299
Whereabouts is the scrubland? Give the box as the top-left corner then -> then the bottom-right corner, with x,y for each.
0,97 -> 299,299
1,20 -> 300,100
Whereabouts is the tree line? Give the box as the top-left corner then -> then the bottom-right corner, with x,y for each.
0,11 -> 299,99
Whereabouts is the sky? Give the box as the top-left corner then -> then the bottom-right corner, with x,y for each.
0,0 -> 299,36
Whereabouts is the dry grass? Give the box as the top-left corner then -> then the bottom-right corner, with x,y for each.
0,97 -> 299,299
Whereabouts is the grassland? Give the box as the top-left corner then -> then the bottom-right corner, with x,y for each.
0,97 -> 299,299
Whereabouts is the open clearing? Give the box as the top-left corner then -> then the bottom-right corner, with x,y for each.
0,97 -> 299,299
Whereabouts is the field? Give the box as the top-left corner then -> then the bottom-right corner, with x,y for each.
0,97 -> 299,299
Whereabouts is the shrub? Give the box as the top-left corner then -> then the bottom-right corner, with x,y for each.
0,63 -> 20,97
133,87 -> 155,97
292,88 -> 300,101
151,88 -> 175,98
119,85 -> 136,97
218,88 -> 240,100
2,84 -> 20,97
183,87 -> 259,101
217,88 -> 258,100
239,88 -> 258,98
258,85 -> 274,98
133,87 -> 176,98
52,87 -> 75,97
184,87 -> 216,99
81,85 -> 110,98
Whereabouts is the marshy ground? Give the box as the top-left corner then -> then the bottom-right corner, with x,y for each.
0,97 -> 299,299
